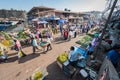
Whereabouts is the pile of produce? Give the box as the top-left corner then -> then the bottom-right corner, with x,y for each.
0,43 -> 8,50
16,31 -> 29,39
1,40 -> 14,47
57,52 -> 68,64
33,71 -> 43,80
42,30 -> 47,34
88,27 -> 100,34
0,32 -> 11,40
76,35 -> 92,47
0,32 -> 14,46
41,30 -> 47,38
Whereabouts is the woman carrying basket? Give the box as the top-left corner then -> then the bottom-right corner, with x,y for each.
14,39 -> 26,58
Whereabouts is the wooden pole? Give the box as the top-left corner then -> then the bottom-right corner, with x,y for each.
94,0 -> 118,58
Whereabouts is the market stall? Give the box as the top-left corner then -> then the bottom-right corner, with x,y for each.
97,58 -> 120,80
56,46 -> 88,78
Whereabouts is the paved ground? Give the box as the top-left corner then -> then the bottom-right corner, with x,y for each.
0,34 -> 84,80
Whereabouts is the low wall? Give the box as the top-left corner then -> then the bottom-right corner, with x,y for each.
97,58 -> 120,80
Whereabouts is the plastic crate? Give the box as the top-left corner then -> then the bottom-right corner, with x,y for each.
63,64 -> 76,76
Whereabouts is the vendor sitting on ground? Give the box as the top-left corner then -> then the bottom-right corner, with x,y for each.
68,46 -> 85,68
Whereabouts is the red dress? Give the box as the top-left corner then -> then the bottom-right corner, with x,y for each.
64,30 -> 68,40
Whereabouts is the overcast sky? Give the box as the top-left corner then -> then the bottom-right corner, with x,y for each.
0,0 -> 119,12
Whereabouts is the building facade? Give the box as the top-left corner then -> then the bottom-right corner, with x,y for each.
0,9 -> 26,21
27,6 -> 81,23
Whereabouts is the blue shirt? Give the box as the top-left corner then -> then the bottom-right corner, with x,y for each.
68,51 -> 78,62
58,19 -> 65,24
107,49 -> 119,64
58,19 -> 65,28
68,47 -> 82,62
86,45 -> 94,52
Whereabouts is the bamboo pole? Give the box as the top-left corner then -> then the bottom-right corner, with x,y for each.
94,0 -> 118,58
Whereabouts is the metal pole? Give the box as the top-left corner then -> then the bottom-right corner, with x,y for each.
94,0 -> 118,58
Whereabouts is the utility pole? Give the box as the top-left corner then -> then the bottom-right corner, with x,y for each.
94,0 -> 118,58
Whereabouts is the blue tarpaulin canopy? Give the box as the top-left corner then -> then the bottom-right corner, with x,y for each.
40,16 -> 60,21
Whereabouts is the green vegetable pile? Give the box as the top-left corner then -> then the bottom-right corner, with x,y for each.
86,33 -> 94,38
76,35 -> 93,47
0,32 -> 11,40
17,31 -> 29,39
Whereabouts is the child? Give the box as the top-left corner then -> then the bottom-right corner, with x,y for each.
63,29 -> 68,40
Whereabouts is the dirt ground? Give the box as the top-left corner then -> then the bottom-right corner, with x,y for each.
0,34 -> 84,80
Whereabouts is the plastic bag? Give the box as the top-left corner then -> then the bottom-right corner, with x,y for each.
18,50 -> 23,58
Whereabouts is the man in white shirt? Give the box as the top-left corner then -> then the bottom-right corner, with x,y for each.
32,37 -> 40,54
